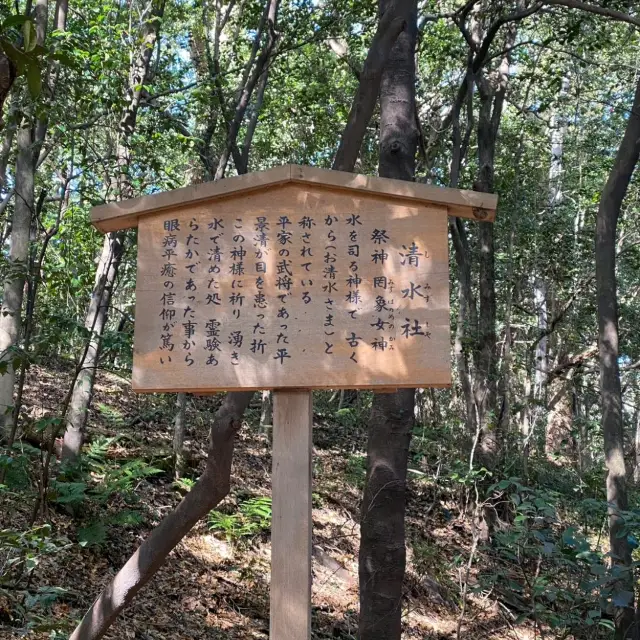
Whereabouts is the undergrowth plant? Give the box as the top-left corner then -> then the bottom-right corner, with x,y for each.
208,496 -> 272,544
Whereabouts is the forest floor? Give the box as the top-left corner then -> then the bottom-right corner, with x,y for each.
0,360 -> 539,639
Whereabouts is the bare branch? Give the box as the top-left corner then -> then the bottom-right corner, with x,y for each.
544,0 -> 640,29
472,2 -> 545,73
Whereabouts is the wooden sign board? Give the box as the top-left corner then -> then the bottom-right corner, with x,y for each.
91,165 -> 497,393
90,165 -> 497,640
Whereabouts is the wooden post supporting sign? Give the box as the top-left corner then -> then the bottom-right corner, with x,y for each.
271,391 -> 313,639
88,164 -> 497,639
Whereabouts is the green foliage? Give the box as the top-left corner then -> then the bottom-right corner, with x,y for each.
53,436 -> 158,546
173,476 -> 196,492
0,524 -> 71,590
345,453 -> 367,488
477,478 -> 637,636
208,496 -> 272,543
76,521 -> 107,548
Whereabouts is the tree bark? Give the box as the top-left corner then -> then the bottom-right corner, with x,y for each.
471,13 -> 518,467
69,392 -> 254,640
545,352 -> 576,459
61,0 -> 165,462
62,231 -> 125,461
332,0 -> 413,172
260,389 -> 272,428
358,1 -> 417,637
541,75 -> 569,455
0,120 -> 34,437
595,74 -> 640,640
173,392 -> 187,479
0,0 -> 50,438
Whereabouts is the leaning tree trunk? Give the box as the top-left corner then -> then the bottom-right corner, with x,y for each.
61,231 -> 125,460
596,75 -> 640,640
213,0 -> 279,180
61,0 -> 165,462
332,0 -> 414,172
358,1 -> 417,637
69,391 -> 253,640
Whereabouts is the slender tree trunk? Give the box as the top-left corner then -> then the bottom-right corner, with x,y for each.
448,73 -> 477,435
473,90 -> 499,463
173,392 -> 187,479
0,0 -> 49,438
358,2 -> 417,637
542,75 -> 570,455
596,75 -> 640,640
634,388 -> 640,484
260,390 -> 272,429
0,121 -> 34,437
69,392 -> 253,640
472,19 -> 516,466
61,231 -> 125,460
214,0 -> 279,180
61,0 -> 165,461
238,65 -> 269,173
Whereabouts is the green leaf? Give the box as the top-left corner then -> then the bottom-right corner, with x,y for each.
23,19 -> 37,52
78,522 -> 107,548
2,15 -> 29,29
26,62 -> 41,98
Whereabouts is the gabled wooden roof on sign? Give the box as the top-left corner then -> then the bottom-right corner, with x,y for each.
91,164 -> 498,233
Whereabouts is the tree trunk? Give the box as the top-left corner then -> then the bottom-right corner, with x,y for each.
332,0 -> 414,172
0,120 -> 33,438
359,390 -> 414,640
358,1 -> 417,637
634,388 -> 640,484
541,75 -> 569,455
69,392 -> 253,640
596,75 -> 640,640
61,231 -> 125,461
213,0 -> 279,180
173,392 -> 187,479
473,92 -> 498,464
260,389 -> 272,428
545,355 -> 576,459
61,0 -> 165,461
0,0 -> 50,438
471,16 -> 517,466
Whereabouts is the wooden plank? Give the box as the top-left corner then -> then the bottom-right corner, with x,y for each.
270,390 -> 313,640
90,164 -> 497,232
131,184 -> 452,392
291,165 -> 497,222
91,165 -> 293,233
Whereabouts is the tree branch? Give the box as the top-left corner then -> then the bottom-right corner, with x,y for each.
544,0 -> 640,29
